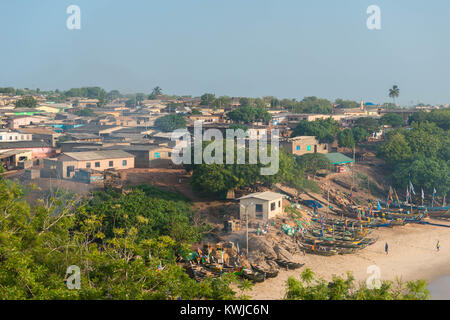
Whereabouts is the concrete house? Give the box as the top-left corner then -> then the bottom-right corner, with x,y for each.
53,150 -> 135,179
238,191 -> 285,221
281,136 -> 330,156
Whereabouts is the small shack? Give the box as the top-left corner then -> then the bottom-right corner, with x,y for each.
237,191 -> 285,221
324,152 -> 354,173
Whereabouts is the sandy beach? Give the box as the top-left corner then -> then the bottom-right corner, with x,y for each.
251,221 -> 450,300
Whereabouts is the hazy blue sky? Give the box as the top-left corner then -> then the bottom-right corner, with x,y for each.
0,0 -> 449,105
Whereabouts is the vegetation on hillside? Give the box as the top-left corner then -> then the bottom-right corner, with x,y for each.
285,269 -> 429,300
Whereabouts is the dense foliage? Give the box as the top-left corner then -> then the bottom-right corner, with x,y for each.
285,269 -> 429,300
189,144 -> 306,196
293,96 -> 333,114
154,114 -> 187,132
15,96 -> 37,108
0,179 -> 247,300
378,121 -> 450,198
334,99 -> 360,109
296,153 -> 332,178
227,106 -> 272,124
291,118 -> 340,144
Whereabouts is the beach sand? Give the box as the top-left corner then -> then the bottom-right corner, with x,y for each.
250,222 -> 450,300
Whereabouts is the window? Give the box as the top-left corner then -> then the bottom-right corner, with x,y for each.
271,202 -> 276,211
109,161 -> 114,167
278,201 -> 281,208
296,146 -> 301,151
154,152 -> 161,159
122,160 -> 127,166
95,162 -> 100,168
86,162 -> 91,168
0,136 -> 2,140
307,145 -> 311,151
324,144 -> 327,150
255,204 -> 263,213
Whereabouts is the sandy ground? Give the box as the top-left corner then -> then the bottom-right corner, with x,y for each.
251,221 -> 450,300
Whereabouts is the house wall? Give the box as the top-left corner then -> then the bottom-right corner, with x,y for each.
239,197 -> 283,220
0,132 -> 32,142
58,156 -> 135,179
281,137 -> 329,156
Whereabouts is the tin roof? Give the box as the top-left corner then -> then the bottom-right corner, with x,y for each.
61,150 -> 135,161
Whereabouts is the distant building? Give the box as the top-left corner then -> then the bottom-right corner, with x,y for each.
238,191 -> 285,221
0,130 -> 32,142
51,150 -> 135,179
281,136 -> 330,156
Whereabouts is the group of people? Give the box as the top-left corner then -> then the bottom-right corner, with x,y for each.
384,240 -> 440,255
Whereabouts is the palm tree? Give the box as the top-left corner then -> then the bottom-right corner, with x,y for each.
388,85 -> 400,107
152,86 -> 162,96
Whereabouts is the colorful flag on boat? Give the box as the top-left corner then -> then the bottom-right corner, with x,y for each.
409,180 -> 416,196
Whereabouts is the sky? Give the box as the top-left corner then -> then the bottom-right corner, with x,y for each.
0,0 -> 449,105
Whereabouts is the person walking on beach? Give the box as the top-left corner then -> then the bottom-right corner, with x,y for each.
385,242 -> 389,255
437,240 -> 440,252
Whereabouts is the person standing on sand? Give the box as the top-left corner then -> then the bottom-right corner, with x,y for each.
437,240 -> 440,252
385,242 -> 389,255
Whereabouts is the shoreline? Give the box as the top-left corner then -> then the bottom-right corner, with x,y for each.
250,222 -> 450,300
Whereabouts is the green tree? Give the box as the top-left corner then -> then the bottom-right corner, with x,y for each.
380,113 -> 404,127
154,114 -> 187,132
291,118 -> 340,144
378,132 -> 412,164
337,129 -> 355,149
200,93 -> 216,106
352,127 -> 369,144
388,85 -> 400,106
392,158 -> 450,198
294,96 -> 333,114
213,96 -> 232,110
285,269 -> 429,300
296,153 -> 331,179
190,108 -> 202,115
354,117 -> 380,135
15,96 -> 37,108
334,99 -> 360,109
0,179 -> 249,300
148,86 -> 163,99
227,106 -> 272,124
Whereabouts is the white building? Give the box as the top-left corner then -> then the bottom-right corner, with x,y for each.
238,191 -> 285,221
0,130 -> 32,142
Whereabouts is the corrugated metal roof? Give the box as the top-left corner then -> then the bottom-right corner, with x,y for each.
238,191 -> 285,201
62,150 -> 135,161
324,152 -> 354,165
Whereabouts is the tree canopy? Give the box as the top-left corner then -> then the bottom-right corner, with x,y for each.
0,179 -> 248,300
285,269 -> 429,300
291,118 -> 340,144
15,96 -> 37,108
226,106 -> 271,124
154,114 -> 187,132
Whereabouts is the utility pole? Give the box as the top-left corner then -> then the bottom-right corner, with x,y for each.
240,202 -> 254,256
350,147 -> 355,200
